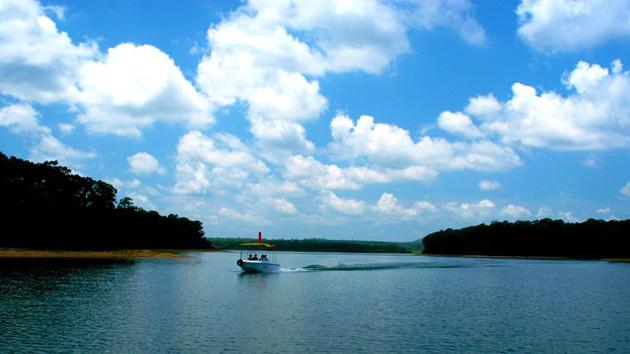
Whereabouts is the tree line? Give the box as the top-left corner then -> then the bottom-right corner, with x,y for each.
208,237 -> 418,253
0,152 -> 210,249
422,218 -> 630,259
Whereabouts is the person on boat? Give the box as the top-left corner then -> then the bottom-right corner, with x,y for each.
247,254 -> 253,260
260,254 -> 268,261
252,253 -> 258,260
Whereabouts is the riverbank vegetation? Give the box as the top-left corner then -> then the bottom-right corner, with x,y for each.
208,237 -> 421,253
0,152 -> 211,250
422,219 -> 630,259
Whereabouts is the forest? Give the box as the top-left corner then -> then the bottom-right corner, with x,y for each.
0,152 -> 210,249
422,218 -> 630,259
208,237 -> 420,253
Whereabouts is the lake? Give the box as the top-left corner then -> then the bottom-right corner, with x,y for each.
1,252 -> 629,353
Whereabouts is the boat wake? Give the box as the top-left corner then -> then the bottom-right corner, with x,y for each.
279,261 -> 493,272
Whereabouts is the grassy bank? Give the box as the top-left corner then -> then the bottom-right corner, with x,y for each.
0,248 -> 192,259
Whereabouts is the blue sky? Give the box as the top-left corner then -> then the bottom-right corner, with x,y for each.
0,0 -> 629,241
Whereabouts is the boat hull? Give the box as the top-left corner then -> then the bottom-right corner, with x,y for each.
238,260 -> 280,273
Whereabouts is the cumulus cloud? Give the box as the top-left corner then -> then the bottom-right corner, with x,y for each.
437,111 -> 483,139
596,207 -> 610,214
268,197 -> 298,215
465,93 -> 501,117
517,0 -> 630,52
459,60 -> 630,150
127,192 -> 156,210
536,206 -> 554,218
500,204 -> 532,219
77,43 -> 213,137
127,152 -> 165,175
0,0 -> 97,103
284,155 -> 437,190
0,1 -> 212,138
174,131 -> 269,194
217,207 -> 262,223
29,134 -> 95,168
404,0 -> 486,45
249,116 -> 314,163
621,181 -> 630,197
373,192 -> 436,219
195,0 -> 487,156
0,103 -> 94,169
330,113 -> 521,172
58,123 -> 75,135
445,199 -> 495,219
479,179 -> 502,191
0,103 -> 50,135
321,191 -> 365,216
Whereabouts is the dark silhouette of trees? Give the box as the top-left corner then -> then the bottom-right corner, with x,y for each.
422,218 -> 630,259
208,237 -> 416,253
0,152 -> 210,249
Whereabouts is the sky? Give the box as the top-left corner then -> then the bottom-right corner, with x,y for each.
0,0 -> 629,241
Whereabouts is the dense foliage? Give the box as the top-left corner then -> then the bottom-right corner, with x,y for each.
422,219 -> 630,258
0,152 -> 210,249
208,237 -> 419,253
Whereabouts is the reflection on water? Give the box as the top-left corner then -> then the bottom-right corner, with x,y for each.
1,252 -> 629,353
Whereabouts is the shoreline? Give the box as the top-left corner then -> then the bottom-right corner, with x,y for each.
419,253 -> 630,263
0,248 -> 215,260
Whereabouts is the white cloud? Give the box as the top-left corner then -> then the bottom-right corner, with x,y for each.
42,4 -> 65,20
0,0 -> 97,103
445,199 -> 495,219
249,116 -> 314,162
0,1 -> 213,138
127,152 -> 165,175
621,181 -> 630,197
195,0 -> 486,157
77,43 -> 213,137
517,0 -> 630,52
243,0 -> 410,75
58,123 -> 75,135
321,191 -> 365,216
174,131 -> 269,194
479,179 -> 502,191
0,103 -> 93,170
374,192 -> 436,219
29,134 -> 95,168
500,204 -> 532,219
464,60 -> 630,150
330,113 -> 521,172
217,207 -> 261,223
248,179 -> 303,197
536,206 -> 554,218
268,197 -> 298,215
0,103 -> 50,134
565,60 -> 611,94
127,192 -> 156,210
109,177 -> 141,191
558,211 -> 580,223
596,207 -> 610,214
581,154 -> 601,168
405,0 -> 486,45
284,154 -> 437,190
465,93 -> 501,117
437,111 -> 483,138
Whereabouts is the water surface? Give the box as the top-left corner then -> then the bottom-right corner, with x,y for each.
1,252 -> 629,353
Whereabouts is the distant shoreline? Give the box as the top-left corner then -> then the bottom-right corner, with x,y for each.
419,253 -> 630,263
0,248 -> 218,260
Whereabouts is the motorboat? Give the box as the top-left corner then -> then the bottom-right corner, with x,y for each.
236,232 -> 280,273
